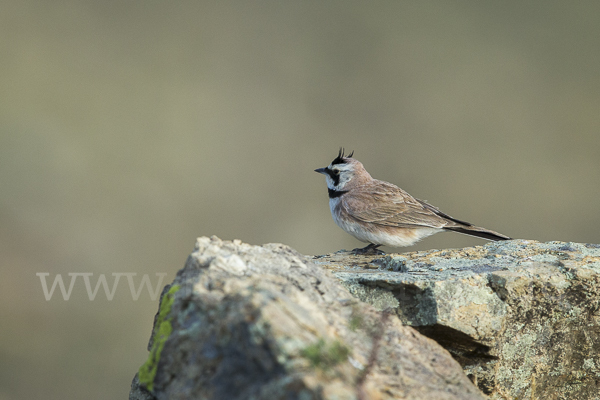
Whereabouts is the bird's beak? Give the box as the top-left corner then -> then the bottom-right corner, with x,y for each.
314,167 -> 327,175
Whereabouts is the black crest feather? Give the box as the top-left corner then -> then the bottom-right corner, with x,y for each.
331,147 -> 354,165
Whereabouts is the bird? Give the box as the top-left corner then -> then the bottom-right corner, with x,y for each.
315,148 -> 511,253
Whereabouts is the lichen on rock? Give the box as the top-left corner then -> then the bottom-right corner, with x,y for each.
316,240 -> 600,399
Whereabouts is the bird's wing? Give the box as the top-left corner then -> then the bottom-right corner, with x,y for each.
342,181 -> 465,229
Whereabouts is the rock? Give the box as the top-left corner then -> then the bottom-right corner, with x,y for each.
129,373 -> 156,400
130,236 -> 485,400
315,240 -> 600,399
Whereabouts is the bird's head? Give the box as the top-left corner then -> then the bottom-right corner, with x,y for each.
314,148 -> 371,191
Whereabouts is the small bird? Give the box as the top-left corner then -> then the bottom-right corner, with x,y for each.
315,148 -> 511,253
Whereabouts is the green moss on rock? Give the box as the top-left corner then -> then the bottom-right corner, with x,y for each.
138,284 -> 180,392
301,339 -> 350,371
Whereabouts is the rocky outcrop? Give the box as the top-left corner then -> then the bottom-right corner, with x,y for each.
130,237 -> 600,400
316,240 -> 600,399
130,236 -> 485,400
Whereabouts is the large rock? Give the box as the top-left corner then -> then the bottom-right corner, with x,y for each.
130,236 -> 485,400
315,240 -> 600,399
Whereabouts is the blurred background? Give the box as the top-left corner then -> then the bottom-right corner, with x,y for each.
1,1 -> 599,399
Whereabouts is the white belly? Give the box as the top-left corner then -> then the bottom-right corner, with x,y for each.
329,198 -> 440,247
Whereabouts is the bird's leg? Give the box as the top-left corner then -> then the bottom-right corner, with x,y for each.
351,243 -> 385,255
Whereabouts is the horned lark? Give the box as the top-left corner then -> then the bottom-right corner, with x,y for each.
315,149 -> 511,253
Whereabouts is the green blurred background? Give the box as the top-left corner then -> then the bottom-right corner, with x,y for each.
1,1 -> 599,399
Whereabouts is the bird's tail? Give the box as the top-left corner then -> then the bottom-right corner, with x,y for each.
416,198 -> 511,241
444,226 -> 511,241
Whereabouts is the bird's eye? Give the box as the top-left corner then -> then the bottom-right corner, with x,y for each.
332,169 -> 340,175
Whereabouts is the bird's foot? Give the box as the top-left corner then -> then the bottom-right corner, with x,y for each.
351,243 -> 385,255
